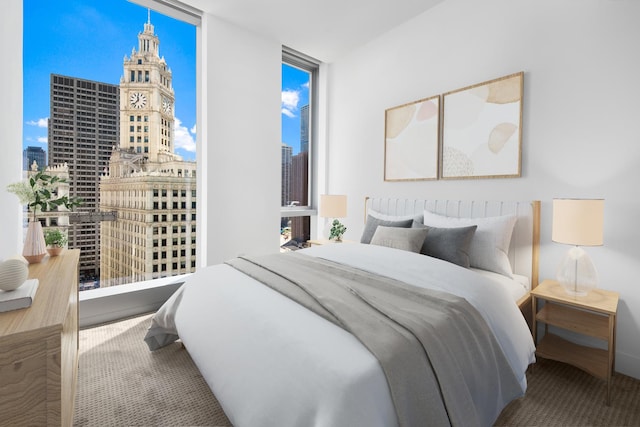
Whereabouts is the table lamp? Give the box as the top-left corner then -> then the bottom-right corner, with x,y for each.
552,198 -> 604,296
320,195 -> 347,241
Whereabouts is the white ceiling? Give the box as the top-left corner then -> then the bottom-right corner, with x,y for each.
182,0 -> 444,62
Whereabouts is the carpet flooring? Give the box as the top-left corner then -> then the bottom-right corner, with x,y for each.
74,314 -> 640,426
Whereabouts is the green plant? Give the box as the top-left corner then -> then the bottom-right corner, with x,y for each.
44,228 -> 68,248
329,219 -> 347,241
6,170 -> 82,222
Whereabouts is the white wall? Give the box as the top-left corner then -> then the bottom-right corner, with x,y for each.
325,0 -> 640,379
199,14 -> 282,265
0,1 -> 25,259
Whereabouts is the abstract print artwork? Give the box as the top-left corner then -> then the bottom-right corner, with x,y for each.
441,72 -> 523,179
384,95 -> 440,181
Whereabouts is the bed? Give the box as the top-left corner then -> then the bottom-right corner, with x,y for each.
145,198 -> 540,427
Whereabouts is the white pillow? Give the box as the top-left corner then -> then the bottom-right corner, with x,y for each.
368,209 -> 423,224
422,210 -> 517,278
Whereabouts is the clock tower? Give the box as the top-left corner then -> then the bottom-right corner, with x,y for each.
119,12 -> 175,162
100,13 -> 196,287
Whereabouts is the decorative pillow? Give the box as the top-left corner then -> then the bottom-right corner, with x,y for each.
360,213 -> 414,244
412,222 -> 477,268
422,211 -> 517,277
370,226 -> 429,253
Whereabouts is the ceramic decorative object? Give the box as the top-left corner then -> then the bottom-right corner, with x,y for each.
47,247 -> 64,257
44,228 -> 67,257
23,221 -> 47,264
0,258 -> 29,291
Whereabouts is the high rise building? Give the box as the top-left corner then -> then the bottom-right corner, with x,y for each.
99,16 -> 196,287
48,74 -> 120,283
281,143 -> 293,206
290,151 -> 309,242
300,104 -> 309,153
23,146 -> 46,171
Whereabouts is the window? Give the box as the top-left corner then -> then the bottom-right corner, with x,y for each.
280,48 -> 318,250
24,0 -> 198,291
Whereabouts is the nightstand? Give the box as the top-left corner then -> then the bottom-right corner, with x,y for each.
531,279 -> 619,404
306,239 -> 355,246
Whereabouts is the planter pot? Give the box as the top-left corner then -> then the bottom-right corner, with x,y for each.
47,247 -> 64,257
23,221 -> 47,264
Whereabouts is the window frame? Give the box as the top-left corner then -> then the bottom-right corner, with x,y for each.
280,47 -> 319,220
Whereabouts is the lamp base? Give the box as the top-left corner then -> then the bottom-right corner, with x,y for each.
556,246 -> 598,296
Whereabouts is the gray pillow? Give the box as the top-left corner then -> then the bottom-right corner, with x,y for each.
422,211 -> 517,277
412,221 -> 477,268
360,215 -> 413,244
370,226 -> 429,253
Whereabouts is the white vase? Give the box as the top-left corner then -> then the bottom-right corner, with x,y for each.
23,221 -> 47,264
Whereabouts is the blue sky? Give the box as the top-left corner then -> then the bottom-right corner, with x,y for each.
24,0 -> 310,162
23,0 -> 197,161
281,64 -> 310,154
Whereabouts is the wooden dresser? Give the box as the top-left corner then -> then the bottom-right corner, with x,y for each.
0,249 -> 80,426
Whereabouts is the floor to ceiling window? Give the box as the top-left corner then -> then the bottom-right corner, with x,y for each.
280,49 -> 318,250
23,0 -> 197,290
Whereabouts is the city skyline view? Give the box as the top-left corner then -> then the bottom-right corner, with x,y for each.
24,0 -> 311,162
282,64 -> 310,155
22,0 -> 312,286
24,0 -> 196,161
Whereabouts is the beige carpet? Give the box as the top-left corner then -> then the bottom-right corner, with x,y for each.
74,314 -> 640,426
73,313 -> 231,427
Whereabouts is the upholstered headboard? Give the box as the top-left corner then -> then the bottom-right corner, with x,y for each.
364,198 -> 541,290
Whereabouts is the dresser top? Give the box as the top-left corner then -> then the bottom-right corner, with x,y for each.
0,249 -> 79,337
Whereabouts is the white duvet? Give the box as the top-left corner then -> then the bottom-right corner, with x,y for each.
147,243 -> 535,427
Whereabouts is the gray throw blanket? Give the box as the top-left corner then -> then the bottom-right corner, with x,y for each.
226,252 -> 523,427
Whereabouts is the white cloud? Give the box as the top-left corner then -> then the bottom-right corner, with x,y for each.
190,124 -> 196,134
37,137 -> 48,144
26,118 -> 49,128
173,117 -> 196,153
281,108 -> 295,118
281,89 -> 299,118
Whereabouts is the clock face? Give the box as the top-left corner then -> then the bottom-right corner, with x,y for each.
130,92 -> 147,109
162,97 -> 172,114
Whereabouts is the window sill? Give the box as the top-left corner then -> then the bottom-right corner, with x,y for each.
79,274 -> 189,328
281,207 -> 317,217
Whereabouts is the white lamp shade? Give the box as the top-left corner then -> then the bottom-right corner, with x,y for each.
552,199 -> 604,246
320,195 -> 347,218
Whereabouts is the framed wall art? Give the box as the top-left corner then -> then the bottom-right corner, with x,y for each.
441,72 -> 523,179
384,95 -> 440,181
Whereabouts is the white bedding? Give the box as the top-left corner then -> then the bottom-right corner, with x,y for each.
148,243 -> 535,427
470,268 -> 530,302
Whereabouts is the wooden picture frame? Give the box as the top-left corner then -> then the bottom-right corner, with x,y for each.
384,95 -> 440,181
441,72 -> 523,179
